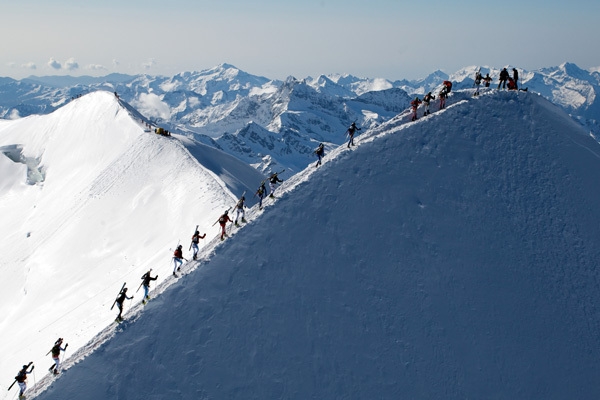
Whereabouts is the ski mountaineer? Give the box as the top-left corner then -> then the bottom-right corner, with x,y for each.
49,338 -> 68,375
474,70 -> 482,96
255,181 -> 267,209
442,80 -> 452,93
410,97 -> 422,121
498,67 -> 509,89
234,196 -> 247,227
512,68 -> 519,90
269,172 -> 283,198
115,287 -> 133,322
140,269 -> 158,304
483,73 -> 492,87
172,244 -> 187,276
346,122 -> 361,148
191,230 -> 206,260
15,363 -> 34,398
314,143 -> 325,167
218,210 -> 232,241
439,86 -> 448,110
422,92 -> 435,116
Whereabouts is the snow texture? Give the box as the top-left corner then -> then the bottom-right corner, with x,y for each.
0,91 -> 264,399
19,90 -> 600,399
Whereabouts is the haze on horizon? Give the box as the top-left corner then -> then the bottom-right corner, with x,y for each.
2,0 -> 600,81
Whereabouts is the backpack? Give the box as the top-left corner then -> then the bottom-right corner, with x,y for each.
16,371 -> 26,383
443,80 -> 452,92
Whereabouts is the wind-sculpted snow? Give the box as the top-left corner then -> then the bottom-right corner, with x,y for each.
31,90 -> 600,399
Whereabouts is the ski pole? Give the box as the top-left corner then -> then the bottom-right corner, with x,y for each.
61,344 -> 68,370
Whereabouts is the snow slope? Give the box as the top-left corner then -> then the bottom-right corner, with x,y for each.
0,91 -> 264,394
31,90 -> 600,399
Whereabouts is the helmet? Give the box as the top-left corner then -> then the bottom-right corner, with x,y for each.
241,196 -> 245,200
23,365 -> 28,369
224,210 -> 228,214
195,231 -> 199,235
123,288 -> 128,292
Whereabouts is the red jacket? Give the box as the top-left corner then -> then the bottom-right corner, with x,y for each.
219,214 -> 232,226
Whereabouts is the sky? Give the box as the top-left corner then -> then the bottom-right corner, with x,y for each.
10,88 -> 600,399
2,0 -> 600,81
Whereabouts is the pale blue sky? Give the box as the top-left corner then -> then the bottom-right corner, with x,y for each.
2,0 -> 599,80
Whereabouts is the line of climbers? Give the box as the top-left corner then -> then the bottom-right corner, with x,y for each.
14,73 -> 531,397
10,338 -> 68,399
9,167 -> 287,398
410,67 -> 527,120
411,80 -> 452,121
116,169 -> 287,319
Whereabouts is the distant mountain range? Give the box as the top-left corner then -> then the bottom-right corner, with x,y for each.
1,62 -> 599,172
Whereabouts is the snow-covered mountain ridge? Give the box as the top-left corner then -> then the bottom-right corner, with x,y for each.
22,89 -> 600,399
2,62 -> 599,172
0,91 -> 264,396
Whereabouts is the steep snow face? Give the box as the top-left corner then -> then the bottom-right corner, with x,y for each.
0,91 -> 265,391
35,91 -> 600,399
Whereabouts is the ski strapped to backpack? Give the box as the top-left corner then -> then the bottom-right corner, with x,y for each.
188,224 -> 199,251
110,282 -> 127,310
253,180 -> 266,197
235,191 -> 246,208
8,361 -> 33,391
212,207 -> 232,226
269,169 -> 285,179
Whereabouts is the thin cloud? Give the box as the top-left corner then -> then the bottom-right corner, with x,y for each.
22,62 -> 37,70
64,58 -> 79,71
112,59 -> 120,67
142,58 -> 156,70
48,58 -> 61,70
86,64 -> 107,71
